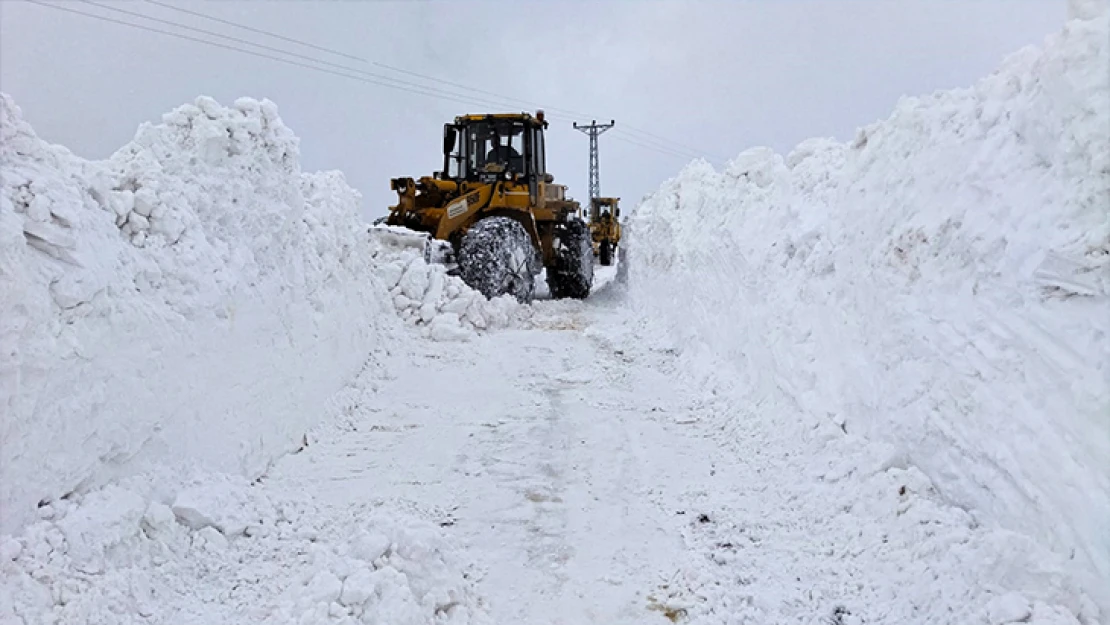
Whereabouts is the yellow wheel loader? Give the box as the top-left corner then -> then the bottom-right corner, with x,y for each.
373,111 -> 593,304
587,197 -> 621,266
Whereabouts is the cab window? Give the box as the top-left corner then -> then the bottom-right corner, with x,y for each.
467,121 -> 526,175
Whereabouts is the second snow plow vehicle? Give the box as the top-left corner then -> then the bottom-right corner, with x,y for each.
587,197 -> 621,266
377,111 -> 593,304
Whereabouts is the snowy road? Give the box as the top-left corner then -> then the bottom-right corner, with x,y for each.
5,10 -> 1107,619
264,263 -> 1095,624
270,277 -> 719,623
2,261 -> 1095,624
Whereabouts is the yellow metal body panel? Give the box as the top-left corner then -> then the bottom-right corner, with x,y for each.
383,110 -> 580,270
456,112 -> 541,124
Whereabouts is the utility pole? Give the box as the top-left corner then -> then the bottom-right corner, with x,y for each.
573,119 -> 615,200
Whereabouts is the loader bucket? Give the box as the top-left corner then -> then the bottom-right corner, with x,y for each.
368,222 -> 456,269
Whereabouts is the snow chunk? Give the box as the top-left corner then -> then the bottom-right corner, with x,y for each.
0,472 -> 491,624
369,245 -> 533,339
339,567 -> 376,607
306,570 -> 343,605
429,313 -> 474,342
988,592 -> 1033,624
171,478 -> 257,536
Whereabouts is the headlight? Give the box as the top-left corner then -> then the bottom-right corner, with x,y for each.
503,171 -> 512,181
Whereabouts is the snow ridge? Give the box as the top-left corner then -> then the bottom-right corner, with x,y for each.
1,467 -> 490,624
624,4 -> 1110,613
1,93 -> 474,536
1,92 -> 499,623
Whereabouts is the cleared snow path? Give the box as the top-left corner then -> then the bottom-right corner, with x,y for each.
4,265 -> 1093,624
264,268 -> 1095,625
269,277 -> 716,623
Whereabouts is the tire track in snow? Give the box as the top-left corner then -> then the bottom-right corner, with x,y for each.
265,302 -> 716,624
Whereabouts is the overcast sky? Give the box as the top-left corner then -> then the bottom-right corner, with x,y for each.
1,0 -> 1066,221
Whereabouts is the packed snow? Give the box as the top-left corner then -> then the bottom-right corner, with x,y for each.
374,244 -> 534,341
623,3 -> 1109,617
1,92 -> 394,536
1,3 -> 1107,624
0,453 -> 490,624
0,93 -> 508,623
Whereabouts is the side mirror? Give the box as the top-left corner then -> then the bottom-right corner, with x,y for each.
443,124 -> 456,154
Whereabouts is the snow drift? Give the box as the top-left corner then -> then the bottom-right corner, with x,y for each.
0,90 -> 524,541
1,93 -> 502,622
0,466 -> 490,624
0,93 -> 404,537
624,4 -> 1110,609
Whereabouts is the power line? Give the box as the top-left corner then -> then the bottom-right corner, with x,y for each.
24,0 -> 719,166
83,0 -> 364,68
611,134 -> 708,162
611,129 -> 707,161
77,0 -> 538,112
369,62 -> 723,160
573,120 -> 616,199
620,126 -> 727,161
372,61 -> 594,122
142,0 -> 368,62
29,1 -> 535,113
134,0 -> 721,160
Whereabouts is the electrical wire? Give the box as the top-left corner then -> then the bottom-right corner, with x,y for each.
30,1 -> 538,113
25,0 -> 722,164
368,60 -> 725,160
138,0 -> 724,160
78,0 -> 557,112
142,0 -> 368,62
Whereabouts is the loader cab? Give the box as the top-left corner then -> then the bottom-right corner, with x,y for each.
442,113 -> 549,194
589,197 -> 620,222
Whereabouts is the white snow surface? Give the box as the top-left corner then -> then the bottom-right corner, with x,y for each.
0,462 -> 489,624
622,5 -> 1110,614
3,5 -> 1109,624
374,247 -> 534,342
0,92 -> 528,537
1,92 -> 391,535
1,93 -> 507,622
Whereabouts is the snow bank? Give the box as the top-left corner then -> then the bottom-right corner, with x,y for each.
624,5 -> 1110,608
0,468 -> 489,624
0,93 -> 401,537
371,246 -> 531,342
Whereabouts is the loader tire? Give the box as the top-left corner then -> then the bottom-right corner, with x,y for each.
547,218 -> 594,299
457,216 -> 537,303
599,239 -> 613,266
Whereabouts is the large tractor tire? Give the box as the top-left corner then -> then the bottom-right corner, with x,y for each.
599,239 -> 613,266
547,218 -> 594,299
457,216 -> 538,303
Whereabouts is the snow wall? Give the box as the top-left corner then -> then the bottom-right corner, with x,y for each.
0,94 -> 404,537
623,5 -> 1110,604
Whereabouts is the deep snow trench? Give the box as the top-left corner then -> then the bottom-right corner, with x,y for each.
5,278 -> 1095,625
3,4 -> 1108,624
5,258 -> 1093,625
265,289 -> 1098,625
